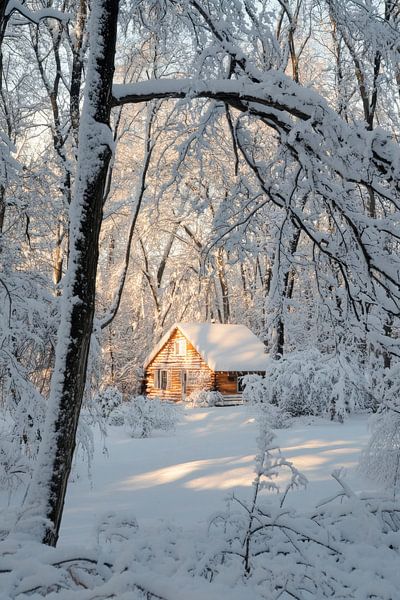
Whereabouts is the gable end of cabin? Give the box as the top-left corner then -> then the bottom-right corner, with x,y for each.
145,328 -> 214,401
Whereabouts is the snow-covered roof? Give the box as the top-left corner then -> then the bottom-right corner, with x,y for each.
144,323 -> 268,371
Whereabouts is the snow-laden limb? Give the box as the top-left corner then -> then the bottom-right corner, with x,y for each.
112,74 -> 400,320
112,74 -> 400,193
18,0 -> 119,546
4,0 -> 69,24
110,0 -> 399,363
0,132 -> 19,188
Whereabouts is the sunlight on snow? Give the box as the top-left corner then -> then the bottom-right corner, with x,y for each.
185,467 -> 255,490
115,455 -> 255,491
288,453 -> 357,472
323,447 -> 362,456
112,438 -> 363,493
109,440 -> 362,494
281,440 -> 362,473
284,439 -> 360,451
183,412 -> 210,422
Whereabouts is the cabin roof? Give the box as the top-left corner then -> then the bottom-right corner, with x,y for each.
144,322 -> 268,371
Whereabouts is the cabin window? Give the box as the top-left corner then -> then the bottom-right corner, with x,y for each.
154,369 -> 170,390
174,339 -> 187,356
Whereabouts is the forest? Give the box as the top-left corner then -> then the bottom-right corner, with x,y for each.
1,0 -> 400,598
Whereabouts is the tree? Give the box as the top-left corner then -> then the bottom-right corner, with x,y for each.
6,0 -> 399,547
21,0 -> 119,546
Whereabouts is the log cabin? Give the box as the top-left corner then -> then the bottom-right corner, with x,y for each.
144,323 -> 267,403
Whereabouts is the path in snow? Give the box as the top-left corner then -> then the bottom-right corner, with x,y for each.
59,407 -> 371,545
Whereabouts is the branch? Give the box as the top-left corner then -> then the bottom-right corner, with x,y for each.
100,102 -> 157,330
112,75 -> 400,195
5,0 -> 69,24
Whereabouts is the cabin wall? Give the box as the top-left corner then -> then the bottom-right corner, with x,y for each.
145,328 -> 265,401
145,329 -> 214,401
215,372 -> 240,395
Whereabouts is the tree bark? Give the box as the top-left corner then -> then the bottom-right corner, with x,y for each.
216,248 -> 230,323
70,0 -> 87,145
22,0 -> 119,547
273,223 -> 302,358
0,1 -> 9,241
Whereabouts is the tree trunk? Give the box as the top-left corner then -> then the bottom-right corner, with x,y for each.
0,1 -> 9,242
52,221 -> 64,289
70,0 -> 87,145
273,223 -> 302,358
22,0 -> 119,547
216,248 -> 230,323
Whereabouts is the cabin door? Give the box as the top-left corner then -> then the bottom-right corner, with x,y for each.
180,369 -> 188,401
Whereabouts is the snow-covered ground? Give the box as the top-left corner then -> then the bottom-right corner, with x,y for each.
60,406 -> 372,546
2,407 -> 388,600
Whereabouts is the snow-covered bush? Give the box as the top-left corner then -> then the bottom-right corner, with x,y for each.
360,411 -> 400,497
108,405 -> 126,426
97,511 -> 139,545
0,386 -> 45,492
259,399 -> 292,429
0,429 -> 31,493
205,466 -> 400,598
244,349 -> 371,420
109,396 -> 181,438
186,389 -> 224,407
94,386 -> 123,418
124,396 -> 181,437
360,363 -> 400,496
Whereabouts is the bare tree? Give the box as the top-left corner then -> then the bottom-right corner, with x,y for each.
22,0 -> 119,546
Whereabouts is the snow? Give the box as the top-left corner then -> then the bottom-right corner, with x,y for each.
0,407 -> 387,599
58,407 -> 371,545
5,0 -> 70,23
143,323 -> 268,371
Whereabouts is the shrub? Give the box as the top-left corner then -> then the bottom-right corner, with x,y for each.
0,428 -> 31,492
187,389 -> 224,407
259,401 -> 292,429
94,386 -> 123,419
97,511 -> 139,545
360,363 -> 400,496
243,349 -> 371,420
108,405 -> 126,426
108,396 -> 181,438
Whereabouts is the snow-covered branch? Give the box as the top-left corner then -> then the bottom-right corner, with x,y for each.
5,0 -> 69,24
112,74 -> 400,196
112,74 -> 400,319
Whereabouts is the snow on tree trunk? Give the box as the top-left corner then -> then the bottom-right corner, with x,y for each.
20,0 -> 119,546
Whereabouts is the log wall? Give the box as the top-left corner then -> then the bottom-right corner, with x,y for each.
215,372 -> 240,394
145,328 -> 214,401
145,328 -> 262,402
